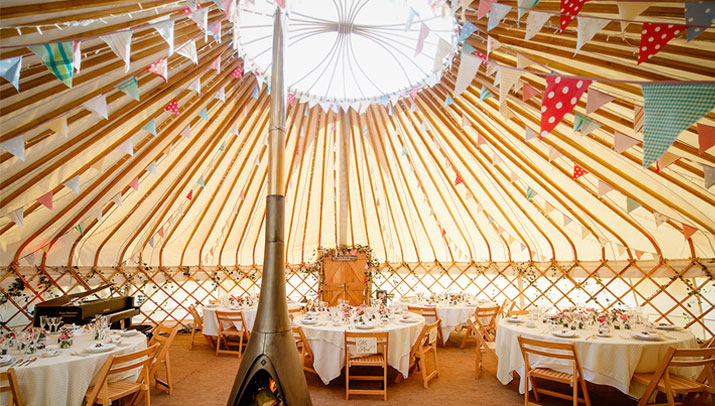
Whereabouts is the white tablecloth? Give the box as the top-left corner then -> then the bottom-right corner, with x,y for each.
202,302 -> 301,336
294,313 -> 425,384
399,300 -> 496,344
0,331 -> 147,406
495,318 -> 698,396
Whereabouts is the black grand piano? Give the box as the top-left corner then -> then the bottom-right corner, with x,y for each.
33,284 -> 140,328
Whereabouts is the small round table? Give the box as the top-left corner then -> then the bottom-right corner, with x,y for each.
202,302 -> 302,336
398,299 -> 497,344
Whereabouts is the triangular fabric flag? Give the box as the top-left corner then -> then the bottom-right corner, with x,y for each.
703,164 -> 715,189
548,147 -> 562,162
198,107 -> 209,121
146,161 -> 157,175
115,76 -> 139,101
0,56 -> 22,91
461,41 -> 476,55
251,87 -> 259,99
129,177 -> 139,191
37,192 -> 53,210
581,227 -> 590,240
521,82 -> 538,102
233,66 -> 243,80
44,115 -> 68,138
214,86 -> 226,103
487,36 -> 503,56
0,135 -> 25,161
575,16 -> 609,54
198,176 -> 205,187
616,245 -> 626,257
525,10 -> 550,41
231,123 -> 239,136
100,30 -> 132,72
525,126 -> 538,142
444,94 -> 454,106
180,125 -> 191,139
459,21 -> 478,41
563,215 -> 573,227
28,42 -> 74,87
208,21 -> 221,43
64,175 -> 80,194
480,85 -> 493,101
658,151 -> 680,169
477,135 -> 487,146
188,77 -> 201,94
81,94 -> 108,120
626,197 -> 640,214
698,123 -> 715,155
405,7 -> 417,31
147,57 -> 168,82
641,84 -> 715,167
540,75 -> 592,136
544,201 -> 555,214
190,7 -> 209,30
572,164 -> 587,179
455,174 -> 463,185
148,237 -> 154,248
597,180 -> 613,197
142,119 -> 157,137
638,23 -> 685,64
433,38 -> 451,72
560,0 -> 589,32
617,2 -> 652,34
177,40 -> 198,64
462,113 -> 471,128
634,250 -> 644,260
477,0 -> 494,19
186,190 -> 193,200
499,67 -> 522,109
526,186 -> 535,201
573,112 -> 601,136
685,2 -> 715,41
654,212 -> 667,227
7,207 -> 23,227
454,53 -> 482,96
210,56 -> 221,73
72,41 -> 81,73
151,19 -> 174,55
634,105 -> 644,134
92,157 -> 105,173
586,88 -> 614,115
682,223 -> 697,240
117,139 -> 133,157
517,0 -> 540,19
488,4 -> 512,31
158,227 -> 165,238
165,99 -> 180,116
516,53 -> 533,69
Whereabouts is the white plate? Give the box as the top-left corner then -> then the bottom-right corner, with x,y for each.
355,324 -> 375,330
86,343 -> 117,353
204,304 -> 218,308
301,318 -> 319,325
120,329 -> 138,337
41,350 -> 60,358
0,355 -> 13,366
506,317 -> 524,323
305,311 -> 319,317
553,330 -> 577,338
633,332 -> 663,341
399,318 -> 416,323
655,324 -> 678,331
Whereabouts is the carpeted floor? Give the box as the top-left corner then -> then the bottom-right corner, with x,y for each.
148,332 -> 639,406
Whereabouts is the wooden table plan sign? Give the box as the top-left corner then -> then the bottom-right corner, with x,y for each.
321,253 -> 367,306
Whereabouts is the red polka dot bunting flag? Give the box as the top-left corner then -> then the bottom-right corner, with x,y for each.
232,66 -> 242,79
560,0 -> 590,32
637,23 -> 685,64
164,99 -> 179,116
146,57 -> 168,82
455,174 -> 463,185
287,93 -> 295,106
572,164 -> 587,179
540,75 -> 592,137
186,190 -> 193,200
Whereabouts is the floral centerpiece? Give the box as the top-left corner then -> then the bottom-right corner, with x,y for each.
597,309 -> 632,329
58,325 -> 74,349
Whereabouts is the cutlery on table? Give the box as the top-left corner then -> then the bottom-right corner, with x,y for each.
23,357 -> 37,366
9,358 -> 24,367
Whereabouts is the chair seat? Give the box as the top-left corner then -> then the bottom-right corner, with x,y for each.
219,328 -> 245,336
350,354 -> 385,365
531,368 -> 573,383
85,381 -> 143,402
633,373 -> 707,393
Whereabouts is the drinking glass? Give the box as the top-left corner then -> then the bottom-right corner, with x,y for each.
40,315 -> 48,332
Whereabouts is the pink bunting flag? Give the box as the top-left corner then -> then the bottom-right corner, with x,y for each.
682,223 -> 697,240
597,180 -> 613,197
478,0 -> 494,19
614,131 -> 640,154
572,164 -> 587,179
540,76 -> 592,136
521,82 -> 538,102
477,135 -> 487,146
455,174 -> 463,185
37,192 -> 53,210
129,177 -> 139,191
698,123 -> 715,155
415,23 -> 429,56
210,56 -> 221,73
165,99 -> 179,116
275,0 -> 286,8
146,57 -> 168,82
288,93 -> 295,106
586,88 -> 614,115
410,87 -> 419,99
186,190 -> 193,200
560,0 -> 590,32
638,23 -> 685,64
158,227 -> 165,238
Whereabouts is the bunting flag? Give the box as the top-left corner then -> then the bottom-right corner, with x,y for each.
548,147 -> 562,162
488,4 -> 512,31
540,76 -> 592,136
177,40 -> 198,64
151,19 -> 174,55
198,176 -> 205,187
73,222 -> 84,235
518,0 -> 540,19
575,16 -> 609,54
231,123 -> 239,136
158,226 -> 165,238
634,105 -> 644,134
682,223 -> 697,240
0,135 -> 25,161
208,21 -> 221,43
146,161 -> 157,175
455,174 -> 463,185
130,177 -> 139,191
525,10 -> 550,41
186,190 -> 193,200
232,66 -> 243,79
572,165 -> 587,179
586,88 -> 613,115
210,56 -> 221,72
487,36 -> 503,56
214,86 -> 226,103
117,139 -> 133,156
165,99 -> 180,116
477,0 -> 493,19
115,76 -> 139,101
597,180 -> 613,197
654,212 -> 667,227
617,2 -> 652,34
72,41 -> 82,73
613,131 -> 640,154
0,56 -> 22,91
190,7 -> 209,30
142,119 -> 157,137
638,23 -> 685,64
44,115 -> 68,138
180,125 -> 191,138
82,94 -> 108,120
187,77 -> 201,94
641,84 -> 715,168
703,164 -> 715,189
480,85 -> 493,101
560,0 -> 589,32
199,107 -> 209,121
251,86 -> 259,99
626,197 -> 640,214
657,151 -> 680,169
461,113 -> 471,128
101,30 -> 132,72
685,2 -> 715,41
525,126 -> 539,142
7,207 -> 23,227
544,201 -> 555,214
64,175 -> 80,194
499,67 -> 522,110
563,215 -> 573,227
698,123 -> 715,155
444,93 -> 454,106
28,42 -> 74,87
477,135 -> 487,146
573,112 -> 601,136
147,57 -> 168,82
521,82 -> 538,102
414,23 -> 430,56
433,39 -> 451,72
92,157 -> 105,173
454,53 -> 482,96
526,186 -> 535,201
634,250 -> 644,260
148,236 -> 155,248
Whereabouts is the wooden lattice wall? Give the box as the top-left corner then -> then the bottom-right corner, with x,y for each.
1,259 -> 713,340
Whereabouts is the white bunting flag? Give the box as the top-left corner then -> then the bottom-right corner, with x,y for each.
82,94 -> 108,120
654,212 -> 667,227
177,41 -> 198,64
188,77 -> 201,94
64,175 -> 80,194
433,38 -> 451,73
525,10 -> 550,41
101,30 -> 132,73
146,161 -> 157,175
454,53 -> 482,96
516,53 -> 533,69
487,4 -> 511,31
191,7 -> 209,30
548,147 -> 562,162
499,67 -> 522,110
7,207 -> 23,227
181,125 -> 191,139
44,115 -> 68,138
151,19 -> 175,55
597,180 -> 613,197
112,192 -> 122,207
618,2 -> 652,34
214,86 -> 225,102
117,139 -> 133,157
487,36 -> 503,56
72,41 -> 82,73
586,88 -> 614,115
0,135 -> 25,161
415,23 -> 430,56
575,16 -> 609,55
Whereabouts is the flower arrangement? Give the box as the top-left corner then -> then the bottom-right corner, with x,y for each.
58,325 -> 74,349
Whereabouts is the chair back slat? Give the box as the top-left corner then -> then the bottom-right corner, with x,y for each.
216,311 -> 247,324
518,336 -> 579,364
407,305 -> 439,323
108,344 -> 159,376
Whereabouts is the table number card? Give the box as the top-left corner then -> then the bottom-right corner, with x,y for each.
355,337 -> 378,354
428,327 -> 437,345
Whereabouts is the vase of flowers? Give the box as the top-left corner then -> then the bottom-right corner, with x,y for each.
58,325 -> 74,349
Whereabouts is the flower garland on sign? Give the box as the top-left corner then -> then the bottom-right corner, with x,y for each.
305,245 -> 381,300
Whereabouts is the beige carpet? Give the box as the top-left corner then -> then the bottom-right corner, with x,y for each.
148,333 -> 639,406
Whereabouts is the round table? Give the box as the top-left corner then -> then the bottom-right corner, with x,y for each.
294,313 -> 425,384
202,302 -> 301,336
495,317 -> 698,397
0,330 -> 146,406
398,299 -> 497,344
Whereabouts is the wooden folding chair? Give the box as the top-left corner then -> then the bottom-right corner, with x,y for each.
288,307 -> 303,321
292,326 -> 317,375
407,305 -> 444,345
633,346 -> 715,406
398,320 -> 440,388
460,304 -> 500,349
215,310 -> 249,357
0,368 -> 23,406
467,315 -> 498,379
499,299 -> 513,319
148,324 -> 178,395
517,336 -> 592,406
85,344 -> 158,406
345,331 -> 389,401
